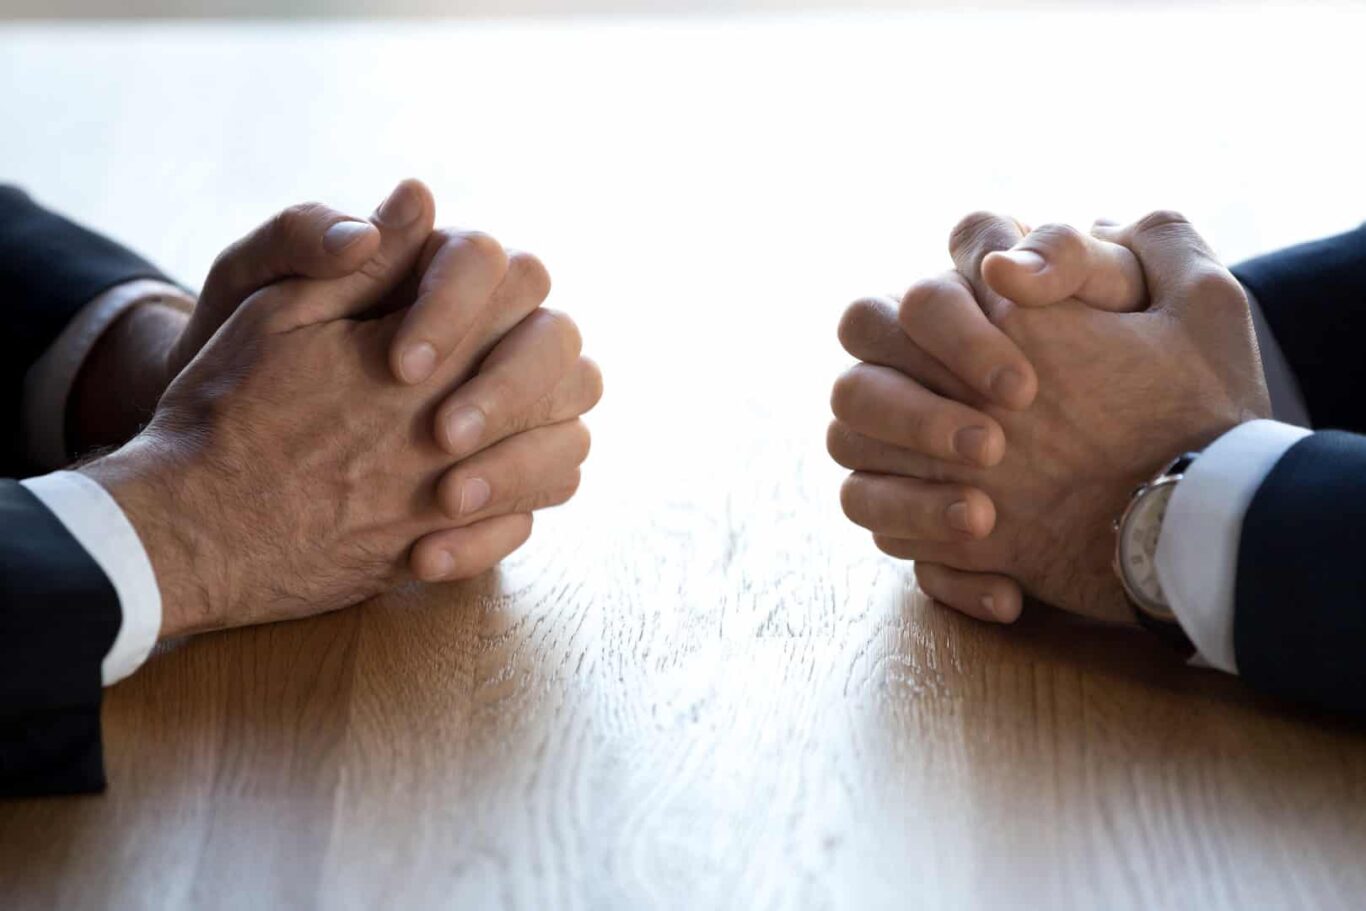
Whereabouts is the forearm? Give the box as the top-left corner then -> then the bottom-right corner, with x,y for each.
1232,222 -> 1366,431
67,300 -> 190,455
1157,422 -> 1366,719
1234,430 -> 1366,717
1,185 -> 180,474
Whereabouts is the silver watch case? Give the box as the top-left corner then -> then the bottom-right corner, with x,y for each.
1112,455 -> 1192,624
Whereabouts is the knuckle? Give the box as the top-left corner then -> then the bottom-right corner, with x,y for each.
829,367 -> 867,420
538,307 -> 584,360
1030,222 -> 1086,260
873,534 -> 917,560
526,389 -> 556,430
560,469 -> 584,501
839,474 -> 867,522
506,250 -> 552,302
570,420 -> 593,464
826,420 -> 855,466
458,229 -> 509,272
899,276 -> 956,321
837,297 -> 884,350
207,242 -> 246,285
577,357 -> 605,410
1134,209 -> 1190,235
948,210 -> 1013,258
516,472 -> 579,513
1187,266 -> 1247,312
273,202 -> 325,239
913,560 -> 948,591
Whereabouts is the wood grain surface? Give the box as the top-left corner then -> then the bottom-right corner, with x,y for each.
3,10 -> 1366,909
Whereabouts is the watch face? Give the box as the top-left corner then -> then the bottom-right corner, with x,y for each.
1118,481 -> 1177,619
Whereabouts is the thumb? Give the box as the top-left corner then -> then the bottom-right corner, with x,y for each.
981,222 -> 1147,312
170,202 -> 383,374
197,202 -> 382,322
261,178 -> 437,333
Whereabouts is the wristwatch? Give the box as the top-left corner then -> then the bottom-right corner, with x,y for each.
1112,452 -> 1199,653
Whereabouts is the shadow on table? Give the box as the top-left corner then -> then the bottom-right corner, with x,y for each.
0,564 -> 582,907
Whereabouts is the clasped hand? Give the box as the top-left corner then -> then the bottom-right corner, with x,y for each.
831,211 -> 1270,624
82,179 -> 603,637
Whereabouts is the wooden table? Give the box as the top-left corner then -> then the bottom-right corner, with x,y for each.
3,9 -> 1366,908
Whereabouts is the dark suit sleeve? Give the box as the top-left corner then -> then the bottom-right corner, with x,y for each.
1232,223 -> 1366,433
0,187 -> 170,795
1235,431 -> 1366,718
0,481 -> 121,796
0,184 -> 171,475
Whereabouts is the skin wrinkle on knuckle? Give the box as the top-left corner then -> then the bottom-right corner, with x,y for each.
1031,222 -> 1085,262
1134,209 -> 1190,235
948,211 -> 1006,260
837,298 -> 880,351
523,388 -> 558,430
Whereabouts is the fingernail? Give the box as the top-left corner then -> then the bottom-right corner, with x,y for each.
444,407 -> 485,456
980,594 -> 996,617
946,500 -> 973,534
321,220 -> 376,254
1001,249 -> 1046,272
430,549 -> 455,580
399,342 -> 437,384
376,180 -> 421,227
989,367 -> 1028,407
953,426 -> 991,464
459,477 -> 492,515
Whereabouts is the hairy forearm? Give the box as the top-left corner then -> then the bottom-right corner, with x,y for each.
79,437 -> 221,640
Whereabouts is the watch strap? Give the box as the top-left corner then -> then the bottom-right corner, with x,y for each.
1127,450 -> 1201,655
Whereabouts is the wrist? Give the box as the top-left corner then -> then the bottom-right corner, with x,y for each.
68,300 -> 191,455
78,435 -> 225,639
1112,451 -> 1200,648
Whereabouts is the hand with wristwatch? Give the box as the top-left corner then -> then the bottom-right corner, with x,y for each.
1114,452 -> 1199,652
830,210 -> 1273,633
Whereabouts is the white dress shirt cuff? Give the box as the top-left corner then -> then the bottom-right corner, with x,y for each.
1154,419 -> 1311,676
20,470 -> 163,686
21,279 -> 195,471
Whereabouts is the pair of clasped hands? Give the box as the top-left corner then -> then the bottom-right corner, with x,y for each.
83,180 -> 602,637
829,210 -> 1270,627
86,175 -> 1269,641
